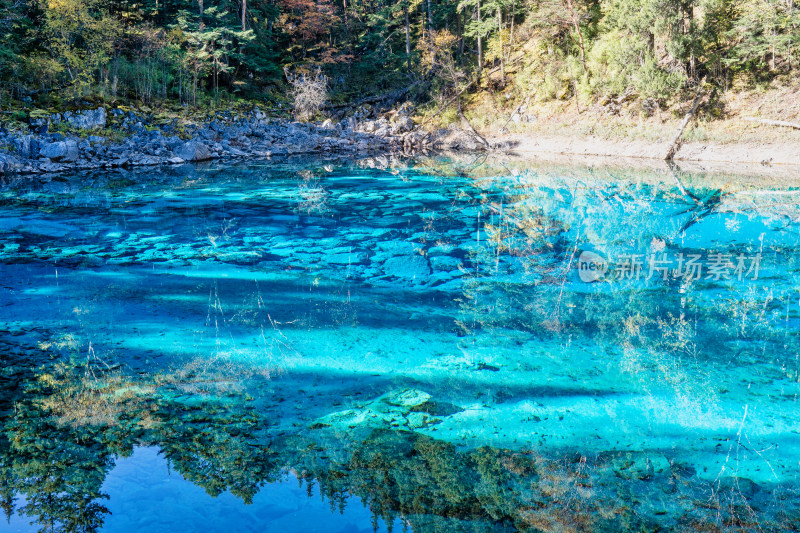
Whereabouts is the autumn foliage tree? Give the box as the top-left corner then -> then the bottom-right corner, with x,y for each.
38,0 -> 121,95
278,0 -> 342,63
0,0 -> 795,115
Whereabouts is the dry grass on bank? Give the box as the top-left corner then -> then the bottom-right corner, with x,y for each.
432,82 -> 800,147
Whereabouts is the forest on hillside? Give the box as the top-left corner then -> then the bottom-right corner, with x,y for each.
0,0 -> 797,115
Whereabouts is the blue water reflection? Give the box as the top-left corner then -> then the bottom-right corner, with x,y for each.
1,158 -> 799,531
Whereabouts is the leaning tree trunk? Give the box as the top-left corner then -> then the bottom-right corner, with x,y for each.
665,84 -> 706,161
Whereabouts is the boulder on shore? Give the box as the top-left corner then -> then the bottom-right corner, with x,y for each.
14,135 -> 40,159
0,154 -> 20,173
40,141 -> 79,162
174,141 -> 212,161
63,108 -> 107,130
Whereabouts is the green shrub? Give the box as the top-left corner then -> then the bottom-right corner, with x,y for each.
633,59 -> 685,101
585,30 -> 635,96
585,30 -> 684,102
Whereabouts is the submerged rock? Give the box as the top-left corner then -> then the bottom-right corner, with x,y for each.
326,251 -> 368,265
382,388 -> 432,407
382,255 -> 431,281
314,388 -> 447,431
606,451 -> 671,481
718,476 -> 761,498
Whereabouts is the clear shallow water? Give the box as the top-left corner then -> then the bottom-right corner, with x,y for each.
0,157 -> 799,532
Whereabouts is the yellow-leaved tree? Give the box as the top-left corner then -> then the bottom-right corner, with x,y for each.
38,0 -> 121,96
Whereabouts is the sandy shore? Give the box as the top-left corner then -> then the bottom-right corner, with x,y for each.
496,133 -> 799,168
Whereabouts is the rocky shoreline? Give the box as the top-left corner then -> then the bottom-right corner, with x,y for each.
0,104 -> 484,176
4,103 -> 790,177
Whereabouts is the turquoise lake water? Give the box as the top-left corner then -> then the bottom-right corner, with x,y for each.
0,157 -> 798,532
